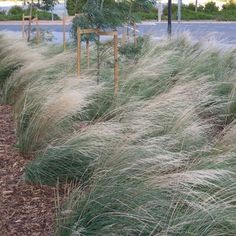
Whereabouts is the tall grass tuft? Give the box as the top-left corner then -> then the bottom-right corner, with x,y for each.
1,34 -> 236,235
56,38 -> 236,235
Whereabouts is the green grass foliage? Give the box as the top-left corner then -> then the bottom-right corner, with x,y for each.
156,3 -> 236,21
0,6 -> 60,21
0,34 -> 236,235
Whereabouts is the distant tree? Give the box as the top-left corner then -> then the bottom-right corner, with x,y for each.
204,1 -> 219,12
67,0 -> 87,15
71,0 -> 154,84
222,0 -> 236,10
71,0 -> 154,34
41,0 -> 58,11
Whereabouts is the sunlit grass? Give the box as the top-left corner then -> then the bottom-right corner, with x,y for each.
1,33 -> 236,235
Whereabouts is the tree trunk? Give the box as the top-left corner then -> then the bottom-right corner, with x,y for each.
100,0 -> 104,10
27,0 -> 33,42
96,35 -> 100,85
195,0 -> 198,12
167,0 -> 172,36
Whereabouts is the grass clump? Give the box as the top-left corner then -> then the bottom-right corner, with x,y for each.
0,6 -> 60,21
24,122 -> 123,185
55,39 -> 236,235
0,36 -> 97,154
1,34 -> 236,235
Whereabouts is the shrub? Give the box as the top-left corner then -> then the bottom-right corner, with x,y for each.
162,5 -> 215,21
0,9 -> 6,15
66,0 -> 86,16
182,9 -> 214,20
37,10 -> 60,20
204,1 -> 219,13
163,3 -> 178,16
8,5 -> 24,15
197,5 -> 204,12
161,3 -> 236,21
0,7 -> 60,21
40,0 -> 58,11
187,3 -> 196,11
135,10 -> 157,20
222,0 -> 236,10
217,9 -> 236,21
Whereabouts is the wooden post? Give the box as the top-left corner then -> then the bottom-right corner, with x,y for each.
114,32 -> 119,95
133,23 -> 137,47
122,29 -> 126,48
22,14 -> 25,39
36,14 -> 40,44
27,0 -> 33,42
127,25 -> 129,43
77,28 -> 81,77
63,14 -> 66,50
86,37 -> 90,69
96,34 -> 100,85
27,16 -> 31,42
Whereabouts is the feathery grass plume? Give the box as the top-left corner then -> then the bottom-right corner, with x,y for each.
57,141 -> 236,235
56,115 -> 236,235
78,36 -> 236,124
55,39 -> 236,235
24,122 -> 124,185
2,46 -> 77,105
24,77 -> 211,185
0,36 -> 33,89
0,34 -> 101,155
20,36 -> 236,186
17,77 -> 101,154
1,33 -> 236,235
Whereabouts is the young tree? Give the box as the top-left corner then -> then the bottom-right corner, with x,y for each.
71,0 -> 154,83
41,0 -> 58,11
67,0 -> 87,15
71,0 -> 154,38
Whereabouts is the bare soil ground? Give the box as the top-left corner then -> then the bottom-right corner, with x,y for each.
0,104 -> 57,236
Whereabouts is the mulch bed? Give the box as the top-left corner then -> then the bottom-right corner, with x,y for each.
0,104 -> 58,236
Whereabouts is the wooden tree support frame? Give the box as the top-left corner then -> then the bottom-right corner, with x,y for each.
62,14 -> 66,50
122,29 -> 127,48
133,23 -> 137,47
77,28 -> 119,95
22,14 -> 40,43
122,23 -> 137,48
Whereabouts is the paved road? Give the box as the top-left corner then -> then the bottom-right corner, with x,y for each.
0,21 -> 236,45
137,22 -> 236,44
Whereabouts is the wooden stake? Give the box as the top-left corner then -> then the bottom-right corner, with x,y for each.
133,23 -> 137,47
22,14 -> 24,38
127,25 -> 129,43
27,0 -> 33,42
63,14 -> 66,50
86,38 -> 90,69
122,29 -> 126,48
36,14 -> 40,44
96,35 -> 100,85
114,32 -> 119,95
77,28 -> 81,77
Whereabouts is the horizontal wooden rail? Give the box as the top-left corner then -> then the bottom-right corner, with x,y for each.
23,15 -> 31,19
77,28 -> 118,36
78,29 -> 97,34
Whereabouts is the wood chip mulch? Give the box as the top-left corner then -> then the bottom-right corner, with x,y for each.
0,104 -> 58,236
